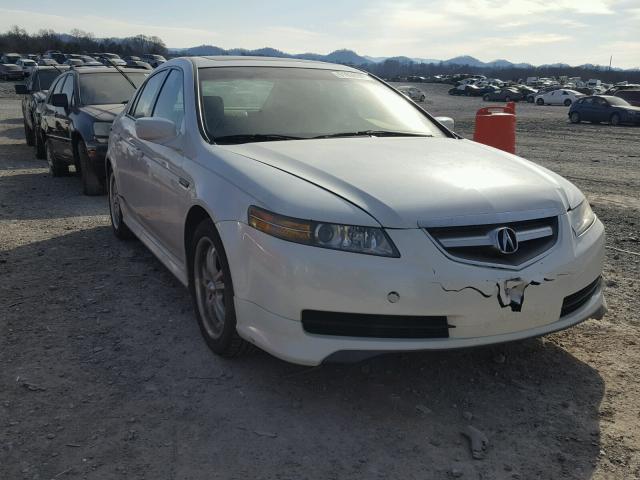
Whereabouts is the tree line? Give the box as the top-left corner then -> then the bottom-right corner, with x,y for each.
0,26 -> 168,57
361,59 -> 640,84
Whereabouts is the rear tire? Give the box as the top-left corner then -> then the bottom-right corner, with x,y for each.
77,140 -> 105,195
536,98 -> 544,105
34,128 -> 46,159
610,113 -> 621,126
564,99 -> 572,107
23,119 -> 34,146
569,112 -> 581,124
189,219 -> 252,358
505,96 -> 511,102
46,139 -> 68,177
483,94 -> 490,101
108,168 -> 133,240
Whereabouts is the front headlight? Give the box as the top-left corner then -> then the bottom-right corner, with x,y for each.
93,122 -> 112,138
568,200 -> 596,236
248,206 -> 400,257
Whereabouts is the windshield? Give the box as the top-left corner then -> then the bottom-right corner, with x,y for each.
36,71 -> 62,91
198,67 -> 445,143
606,96 -> 630,106
79,72 -> 148,105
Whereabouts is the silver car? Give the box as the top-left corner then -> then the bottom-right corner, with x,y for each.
106,57 -> 605,365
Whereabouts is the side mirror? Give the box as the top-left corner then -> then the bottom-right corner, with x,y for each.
15,84 -> 29,95
135,117 -> 177,143
51,93 -> 68,109
435,116 -> 455,131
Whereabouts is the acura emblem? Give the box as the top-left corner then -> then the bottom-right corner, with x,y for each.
495,227 -> 518,254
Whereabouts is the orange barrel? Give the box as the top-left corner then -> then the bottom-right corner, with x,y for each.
473,101 -> 516,154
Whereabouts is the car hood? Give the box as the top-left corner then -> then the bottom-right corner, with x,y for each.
223,137 -> 582,228
79,103 -> 125,122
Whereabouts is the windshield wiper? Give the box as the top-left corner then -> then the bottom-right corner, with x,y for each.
312,130 -> 433,139
214,134 -> 306,144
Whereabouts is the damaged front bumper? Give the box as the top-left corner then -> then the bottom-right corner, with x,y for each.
218,213 -> 605,366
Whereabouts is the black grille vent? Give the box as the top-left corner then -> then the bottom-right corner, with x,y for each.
425,216 -> 558,267
561,277 -> 601,317
301,311 -> 450,339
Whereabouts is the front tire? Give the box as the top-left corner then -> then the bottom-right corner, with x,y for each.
536,98 -> 544,105
189,219 -> 251,358
108,168 -> 133,240
564,99 -> 572,107
46,139 -> 68,177
483,94 -> 490,101
569,112 -> 581,123
77,140 -> 105,195
610,113 -> 621,126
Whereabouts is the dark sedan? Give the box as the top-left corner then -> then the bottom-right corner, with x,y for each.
40,67 -> 148,194
568,96 -> 640,126
14,65 -> 69,155
483,88 -> 524,102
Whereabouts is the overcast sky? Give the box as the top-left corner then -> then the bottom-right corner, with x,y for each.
0,0 -> 638,68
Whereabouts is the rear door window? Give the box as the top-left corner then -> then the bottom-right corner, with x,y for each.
132,70 -> 168,118
152,69 -> 185,128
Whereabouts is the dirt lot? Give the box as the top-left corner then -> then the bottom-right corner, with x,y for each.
1,80 -> 639,480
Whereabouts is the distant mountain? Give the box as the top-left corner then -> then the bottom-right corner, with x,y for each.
168,45 -> 639,71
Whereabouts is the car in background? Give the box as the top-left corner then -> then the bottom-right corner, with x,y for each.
1,53 -> 21,64
123,56 -> 142,62
535,89 -> 584,106
140,54 -> 166,68
464,84 -> 499,97
569,96 -> 640,126
125,60 -> 153,70
38,58 -> 60,66
16,58 -> 38,76
397,86 -> 425,102
614,89 -> 640,107
15,65 -> 70,153
39,67 -> 148,194
106,56 -> 605,366
45,52 -> 67,64
64,58 -> 85,67
483,87 -> 524,102
97,54 -> 127,67
0,63 -> 24,80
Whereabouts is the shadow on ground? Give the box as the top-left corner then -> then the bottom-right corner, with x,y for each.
1,226 -> 604,479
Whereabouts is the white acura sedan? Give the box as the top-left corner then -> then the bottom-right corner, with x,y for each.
106,57 -> 605,365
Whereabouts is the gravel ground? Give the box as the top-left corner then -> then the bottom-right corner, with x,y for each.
1,79 -> 639,480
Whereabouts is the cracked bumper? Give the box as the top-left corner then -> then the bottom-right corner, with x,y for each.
218,215 -> 605,366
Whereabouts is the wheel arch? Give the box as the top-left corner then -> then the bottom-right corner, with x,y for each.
184,204 -> 217,278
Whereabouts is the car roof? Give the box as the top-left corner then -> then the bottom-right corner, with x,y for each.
34,66 -> 70,71
188,55 -> 361,72
68,66 -> 149,75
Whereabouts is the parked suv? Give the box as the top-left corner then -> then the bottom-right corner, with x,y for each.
15,65 -> 69,153
614,89 -> 640,107
39,67 -> 148,194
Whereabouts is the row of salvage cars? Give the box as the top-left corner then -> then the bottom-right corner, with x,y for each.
15,56 -> 607,365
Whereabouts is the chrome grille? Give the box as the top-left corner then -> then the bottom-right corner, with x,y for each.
425,216 -> 558,267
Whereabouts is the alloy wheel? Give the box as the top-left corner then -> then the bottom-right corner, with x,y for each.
194,237 -> 226,339
109,173 -> 121,230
